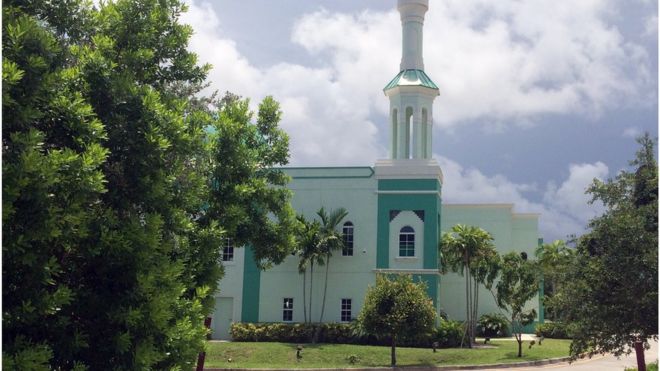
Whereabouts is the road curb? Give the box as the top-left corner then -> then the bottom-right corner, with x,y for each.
204,354 -> 598,371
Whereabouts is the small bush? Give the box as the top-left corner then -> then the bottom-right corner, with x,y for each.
624,360 -> 658,371
346,354 -> 360,364
535,322 -> 572,339
432,320 -> 464,348
477,313 -> 509,338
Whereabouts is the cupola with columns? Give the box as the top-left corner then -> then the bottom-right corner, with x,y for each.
384,0 -> 439,160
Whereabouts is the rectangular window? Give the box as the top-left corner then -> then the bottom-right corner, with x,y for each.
283,298 -> 293,322
342,222 -> 354,256
222,238 -> 234,262
341,298 -> 352,322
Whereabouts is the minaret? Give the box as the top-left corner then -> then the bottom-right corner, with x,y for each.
384,0 -> 439,160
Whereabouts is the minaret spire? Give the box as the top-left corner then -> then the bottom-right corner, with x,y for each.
399,0 -> 428,71
383,0 -> 439,160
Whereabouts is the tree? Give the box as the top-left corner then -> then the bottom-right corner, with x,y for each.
554,134 -> 658,370
440,224 -> 500,347
295,215 -> 322,323
3,0 -> 294,368
206,92 -> 298,269
358,274 -> 436,366
316,207 -> 348,324
534,240 -> 575,320
494,252 -> 538,358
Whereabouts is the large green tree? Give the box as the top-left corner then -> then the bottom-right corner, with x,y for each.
3,0 -> 295,369
358,274 -> 436,366
554,134 -> 658,370
3,0 -> 224,368
440,224 -> 500,347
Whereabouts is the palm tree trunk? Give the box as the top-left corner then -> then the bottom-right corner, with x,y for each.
464,250 -> 471,348
465,269 -> 472,348
309,261 -> 314,323
319,254 -> 330,323
302,269 -> 307,323
473,280 -> 479,343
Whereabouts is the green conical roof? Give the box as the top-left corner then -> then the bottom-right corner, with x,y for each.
383,69 -> 438,91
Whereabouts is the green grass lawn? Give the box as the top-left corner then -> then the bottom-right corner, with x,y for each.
205,339 -> 571,369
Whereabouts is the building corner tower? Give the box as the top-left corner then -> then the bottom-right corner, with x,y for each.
373,0 -> 443,317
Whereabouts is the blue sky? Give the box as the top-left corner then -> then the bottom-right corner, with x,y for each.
182,0 -> 658,241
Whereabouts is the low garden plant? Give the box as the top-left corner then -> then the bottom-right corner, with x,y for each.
477,313 -> 509,338
535,321 -> 573,339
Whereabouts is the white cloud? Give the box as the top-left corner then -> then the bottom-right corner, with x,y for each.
182,2 -> 385,166
623,126 -> 642,138
644,15 -> 658,37
289,1 -> 653,128
543,162 -> 608,223
425,1 -> 653,125
439,156 -> 608,241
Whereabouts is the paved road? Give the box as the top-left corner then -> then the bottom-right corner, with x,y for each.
480,340 -> 658,371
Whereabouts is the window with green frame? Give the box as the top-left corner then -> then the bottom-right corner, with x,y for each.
399,226 -> 415,257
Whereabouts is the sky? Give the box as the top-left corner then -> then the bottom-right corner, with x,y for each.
180,0 -> 658,242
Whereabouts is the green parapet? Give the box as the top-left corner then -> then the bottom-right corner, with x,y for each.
241,246 -> 261,322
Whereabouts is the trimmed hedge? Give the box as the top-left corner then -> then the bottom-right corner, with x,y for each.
535,322 -> 572,339
229,320 -> 464,348
230,322 -> 371,344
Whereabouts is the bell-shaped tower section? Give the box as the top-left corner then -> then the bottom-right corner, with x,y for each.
384,0 -> 439,160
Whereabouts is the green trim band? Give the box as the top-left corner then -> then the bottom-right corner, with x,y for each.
378,179 -> 439,191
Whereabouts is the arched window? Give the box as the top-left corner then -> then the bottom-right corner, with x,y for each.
399,226 -> 415,257
342,221 -> 354,256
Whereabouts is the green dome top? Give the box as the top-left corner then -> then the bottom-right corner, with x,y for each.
383,69 -> 438,91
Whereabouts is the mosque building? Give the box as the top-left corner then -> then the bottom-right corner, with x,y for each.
211,0 -> 543,340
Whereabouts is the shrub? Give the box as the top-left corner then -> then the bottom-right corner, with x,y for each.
432,320 -> 464,348
477,313 -> 509,338
535,322 -> 572,339
230,321 -> 466,348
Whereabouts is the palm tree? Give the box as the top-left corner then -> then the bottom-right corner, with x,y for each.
441,224 -> 499,348
295,215 -> 322,323
316,207 -> 348,324
535,239 -> 575,320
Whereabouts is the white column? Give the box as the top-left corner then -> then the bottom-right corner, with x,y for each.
397,109 -> 407,159
413,111 -> 423,159
425,115 -> 433,159
391,109 -> 398,159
